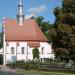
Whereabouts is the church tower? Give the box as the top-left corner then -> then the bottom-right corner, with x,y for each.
17,0 -> 24,25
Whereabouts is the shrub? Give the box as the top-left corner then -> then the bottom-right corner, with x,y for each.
32,48 -> 39,59
6,60 -> 75,70
6,60 -> 41,70
7,61 -> 16,69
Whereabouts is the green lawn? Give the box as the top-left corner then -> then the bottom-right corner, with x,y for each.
17,70 -> 75,75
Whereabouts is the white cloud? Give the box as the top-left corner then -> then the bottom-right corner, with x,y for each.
28,5 -> 47,14
25,14 -> 36,19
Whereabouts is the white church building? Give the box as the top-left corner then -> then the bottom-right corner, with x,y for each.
1,0 -> 54,66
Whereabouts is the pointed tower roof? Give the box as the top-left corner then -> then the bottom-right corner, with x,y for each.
16,0 -> 24,25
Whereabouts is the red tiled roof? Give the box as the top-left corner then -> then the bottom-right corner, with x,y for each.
4,18 -> 48,42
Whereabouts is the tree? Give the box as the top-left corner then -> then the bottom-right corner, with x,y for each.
0,33 -> 3,49
50,0 -> 75,62
0,54 -> 3,64
32,48 -> 39,59
62,0 -> 75,25
35,16 -> 53,42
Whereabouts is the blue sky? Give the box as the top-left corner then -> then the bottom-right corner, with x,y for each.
0,0 -> 62,32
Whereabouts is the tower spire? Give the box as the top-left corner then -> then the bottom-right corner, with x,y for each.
17,0 -> 24,25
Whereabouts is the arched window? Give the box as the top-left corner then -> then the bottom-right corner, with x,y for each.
11,47 -> 15,54
21,47 -> 25,54
41,47 -> 44,54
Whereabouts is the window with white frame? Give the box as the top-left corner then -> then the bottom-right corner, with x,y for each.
21,47 -> 25,54
11,47 -> 15,54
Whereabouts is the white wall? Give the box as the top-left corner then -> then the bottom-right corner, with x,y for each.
4,41 -> 54,63
17,42 -> 27,61
5,42 -> 16,62
5,42 -> 28,63
39,42 -> 54,59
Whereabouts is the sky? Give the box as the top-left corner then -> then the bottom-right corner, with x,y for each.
0,0 -> 62,32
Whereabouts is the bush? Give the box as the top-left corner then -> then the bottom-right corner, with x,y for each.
7,60 -> 41,70
6,61 -> 16,69
32,48 -> 39,59
6,60 -> 75,70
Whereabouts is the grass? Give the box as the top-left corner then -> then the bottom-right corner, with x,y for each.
17,70 -> 75,75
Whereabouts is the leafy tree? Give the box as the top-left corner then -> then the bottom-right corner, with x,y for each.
0,33 -> 3,49
35,16 -> 53,42
51,0 -> 75,62
62,0 -> 75,25
0,54 -> 3,64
